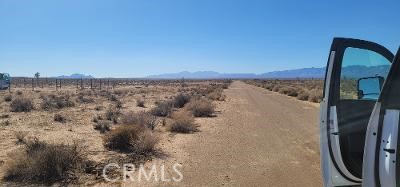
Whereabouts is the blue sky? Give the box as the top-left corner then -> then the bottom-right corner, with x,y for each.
0,0 -> 399,78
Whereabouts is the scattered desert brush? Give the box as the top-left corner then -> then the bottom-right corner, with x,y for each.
10,97 -> 34,112
187,97 -> 215,117
246,79 -> 323,103
151,100 -> 174,117
4,139 -> 88,184
94,120 -> 112,133
169,111 -> 199,133
104,125 -> 158,154
121,111 -> 157,130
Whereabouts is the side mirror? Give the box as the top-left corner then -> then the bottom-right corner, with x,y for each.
357,76 -> 384,100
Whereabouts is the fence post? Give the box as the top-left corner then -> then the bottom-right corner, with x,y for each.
8,79 -> 11,93
90,79 -> 93,90
56,79 -> 58,91
32,78 -> 34,91
99,79 -> 102,90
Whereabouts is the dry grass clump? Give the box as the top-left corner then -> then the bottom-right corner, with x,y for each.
121,111 -> 157,130
4,94 -> 12,102
246,79 -> 324,103
151,100 -> 174,117
41,94 -> 75,111
136,98 -> 145,107
187,97 -> 215,117
169,111 -> 198,133
54,113 -> 67,123
10,97 -> 34,112
296,89 -> 310,101
308,89 -> 323,103
106,105 -> 121,123
104,125 -> 158,154
94,120 -> 112,133
4,139 -> 87,184
76,94 -> 95,104
206,88 -> 225,101
14,131 -> 28,144
173,93 -> 191,108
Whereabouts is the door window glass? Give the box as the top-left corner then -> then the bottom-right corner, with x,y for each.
340,47 -> 391,100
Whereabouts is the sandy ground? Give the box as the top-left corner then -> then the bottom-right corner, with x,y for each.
119,81 -> 322,187
0,81 -> 322,186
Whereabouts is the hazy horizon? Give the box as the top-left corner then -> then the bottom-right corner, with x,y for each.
1,0 -> 399,77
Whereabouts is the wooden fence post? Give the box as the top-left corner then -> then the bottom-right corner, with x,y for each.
31,78 -> 34,91
90,79 -> 93,90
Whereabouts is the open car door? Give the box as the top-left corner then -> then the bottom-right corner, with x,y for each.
320,38 -> 394,187
363,48 -> 400,187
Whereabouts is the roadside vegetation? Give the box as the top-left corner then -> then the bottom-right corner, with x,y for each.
0,79 -> 231,185
245,79 -> 323,103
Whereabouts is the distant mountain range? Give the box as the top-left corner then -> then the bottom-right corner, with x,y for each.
57,74 -> 94,79
147,67 -> 326,79
147,65 -> 391,79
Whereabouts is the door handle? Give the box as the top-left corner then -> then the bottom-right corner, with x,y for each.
331,132 -> 339,135
383,148 -> 396,154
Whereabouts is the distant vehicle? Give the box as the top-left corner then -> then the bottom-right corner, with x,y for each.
0,73 -> 11,90
320,38 -> 400,187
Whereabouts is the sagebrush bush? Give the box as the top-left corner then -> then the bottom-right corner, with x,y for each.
94,120 -> 112,133
54,113 -> 67,123
121,111 -> 157,130
169,111 -> 198,133
14,131 -> 28,144
76,94 -> 94,104
173,93 -> 191,108
104,125 -> 158,154
187,97 -> 215,117
4,94 -> 12,102
151,100 -> 174,117
41,94 -> 75,111
297,90 -> 310,101
4,139 -> 87,183
106,106 -> 121,123
308,89 -> 323,103
10,97 -> 34,112
206,88 -> 225,101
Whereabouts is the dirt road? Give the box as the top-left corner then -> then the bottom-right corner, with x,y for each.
171,81 -> 322,186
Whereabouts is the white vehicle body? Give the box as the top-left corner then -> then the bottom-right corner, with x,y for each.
321,38 -> 400,187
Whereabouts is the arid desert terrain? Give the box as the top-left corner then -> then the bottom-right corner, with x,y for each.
0,79 -> 323,186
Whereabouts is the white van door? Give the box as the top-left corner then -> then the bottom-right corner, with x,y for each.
363,49 -> 400,187
320,38 -> 394,187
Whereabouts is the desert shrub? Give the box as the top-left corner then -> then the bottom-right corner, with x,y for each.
187,97 -> 215,117
41,94 -> 75,111
16,91 -> 23,95
121,111 -> 157,130
278,86 -> 298,97
309,89 -> 323,103
54,114 -> 67,123
4,139 -> 87,183
272,85 -> 280,92
76,94 -> 94,104
14,131 -> 28,144
169,111 -> 198,133
151,100 -> 174,117
92,115 -> 104,123
297,90 -> 310,101
106,106 -> 121,123
173,93 -> 191,108
108,94 -> 119,102
206,88 -> 225,101
10,97 -> 34,112
136,98 -> 145,107
94,120 -> 111,133
4,94 -> 12,102
104,125 -> 158,154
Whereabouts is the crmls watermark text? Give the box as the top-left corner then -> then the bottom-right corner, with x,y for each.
103,163 -> 183,183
